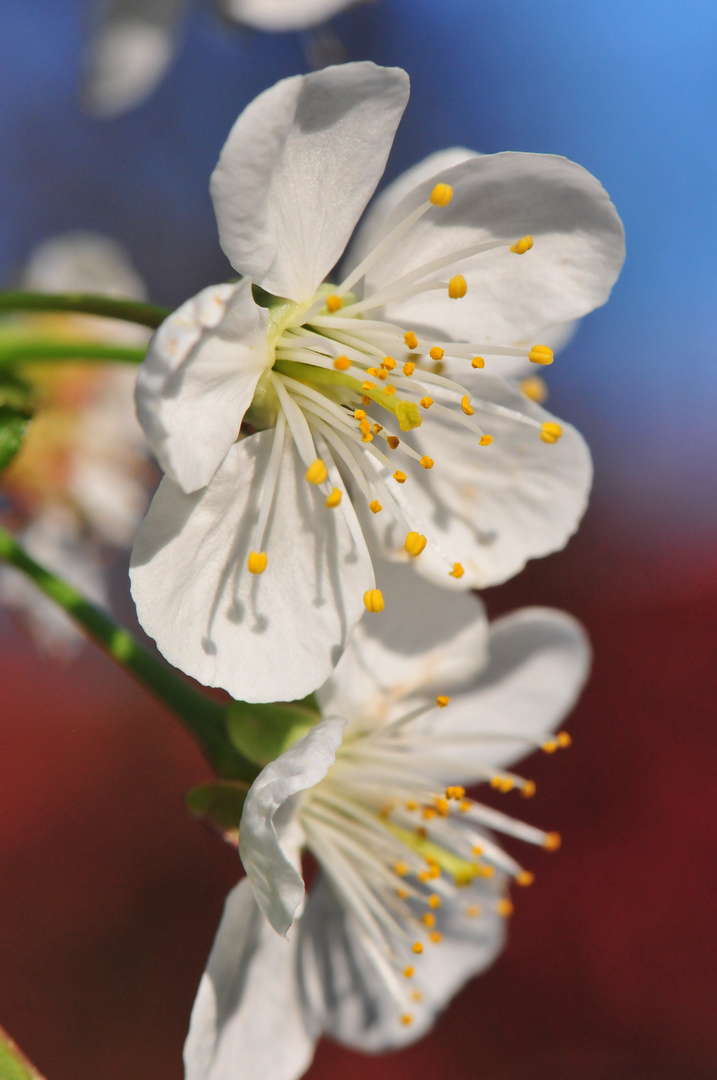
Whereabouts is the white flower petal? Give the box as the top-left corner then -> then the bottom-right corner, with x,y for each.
130,431 -> 373,702
184,878 -> 316,1080
135,280 -> 269,493
432,607 -> 591,777
210,62 -> 410,302
239,718 -> 347,936
361,376 -> 592,589
299,872 -> 505,1052
318,562 -> 488,721
82,2 -> 189,117
225,0 -> 354,30
362,152 -> 625,346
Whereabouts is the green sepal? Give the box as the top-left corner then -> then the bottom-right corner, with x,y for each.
226,701 -> 321,766
186,779 -> 251,840
0,404 -> 31,471
0,1027 -> 44,1080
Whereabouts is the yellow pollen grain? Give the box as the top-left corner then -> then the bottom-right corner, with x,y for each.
369,499 -> 382,514
405,531 -> 427,557
363,588 -> 385,613
471,355 -> 485,369
394,861 -> 409,877
448,274 -> 467,299
557,731 -> 572,748
362,381 -> 376,392
430,182 -> 453,207
420,396 -> 433,409
510,235 -> 534,254
416,826 -> 428,839
403,965 -> 415,978
326,294 -> 343,312
386,435 -> 400,449
383,384 -> 397,396
517,871 -> 535,887
472,845 -> 483,856
540,421 -> 563,444
434,797 -> 450,817
411,990 -> 423,1003
418,870 -> 430,883
445,785 -> 465,800
325,488 -> 342,508
397,888 -> 409,900
497,898 -> 514,918
247,551 -> 267,575
529,344 -> 554,366
542,740 -> 558,754
459,799 -> 471,813
382,356 -> 396,371
428,894 -> 441,909
404,331 -> 418,350
412,941 -> 424,954
520,375 -> 548,403
428,865 -> 441,879
405,799 -> 418,811
544,832 -> 562,852
449,563 -> 464,578
461,395 -> 475,416
465,904 -> 482,918
393,470 -> 407,484
521,780 -> 537,798
429,346 -> 444,361
422,807 -> 437,821
429,931 -> 443,944
354,408 -> 367,421
402,360 -> 416,376
373,423 -> 382,435
436,695 -> 450,708
479,434 -> 493,446
420,455 -> 434,469
305,459 -> 328,485
333,355 -> 351,371
421,912 -> 436,929
400,1014 -> 414,1026
361,395 -> 371,406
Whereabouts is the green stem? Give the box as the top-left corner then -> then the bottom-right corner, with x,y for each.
0,526 -> 257,781
0,1025 -> 45,1080
0,340 -> 147,367
0,291 -> 171,329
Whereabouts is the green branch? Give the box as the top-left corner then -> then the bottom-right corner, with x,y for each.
0,340 -> 147,367
0,526 -> 257,782
0,291 -> 171,329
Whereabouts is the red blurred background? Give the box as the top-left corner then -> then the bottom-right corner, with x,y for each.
2,504 -> 716,1080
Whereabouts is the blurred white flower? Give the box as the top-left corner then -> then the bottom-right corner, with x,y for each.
0,233 -> 154,655
184,571 -> 590,1080
130,62 -> 623,703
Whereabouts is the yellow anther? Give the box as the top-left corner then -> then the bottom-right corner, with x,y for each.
378,804 -> 392,820
403,965 -> 415,978
542,740 -> 558,754
478,865 -> 495,878
305,459 -> 328,485
434,797 -> 450,817
521,780 -> 537,798
422,807 -> 437,821
381,356 -> 396,371
520,375 -> 548,403
461,395 -> 475,416
557,731 -> 572,748
362,381 -> 376,391
420,396 -> 433,409
386,435 -> 400,449
376,369 -> 388,381
366,366 -> 379,377
499,778 -> 515,793
420,455 -> 434,469
428,894 -> 441,910
396,401 -> 422,430
479,434 -> 493,446
471,355 -> 485,369
540,421 -> 563,444
400,1013 -> 414,1026
449,563 -> 464,578
421,912 -> 436,929
411,990 -> 423,1003
359,419 -> 371,435
383,384 -> 396,396
361,395 -> 371,406
397,888 -> 409,900
369,499 -> 382,514
529,344 -> 554,366
516,871 -> 535,887
395,861 -> 409,877
448,274 -> 467,299
497,898 -> 514,918
436,695 -> 450,708
363,588 -> 385,613
543,832 -> 562,852
416,826 -> 428,840
490,776 -> 502,789
445,786 -> 465,800
428,865 -> 441,880
361,432 -> 374,443
417,870 -> 430,883
247,551 -> 267,575
325,488 -> 342,508
404,331 -> 418,350
465,904 -> 482,918
393,470 -> 407,484
412,941 -> 423,954
405,531 -> 427,557
430,182 -> 453,207
510,235 -> 534,254
373,423 -> 382,435
326,293 -> 343,312
429,931 -> 443,944
459,799 -> 471,813
402,360 -> 416,376
472,845 -> 483,856
405,799 -> 418,811
354,408 -> 367,421
333,355 -> 351,371
429,346 -> 444,361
